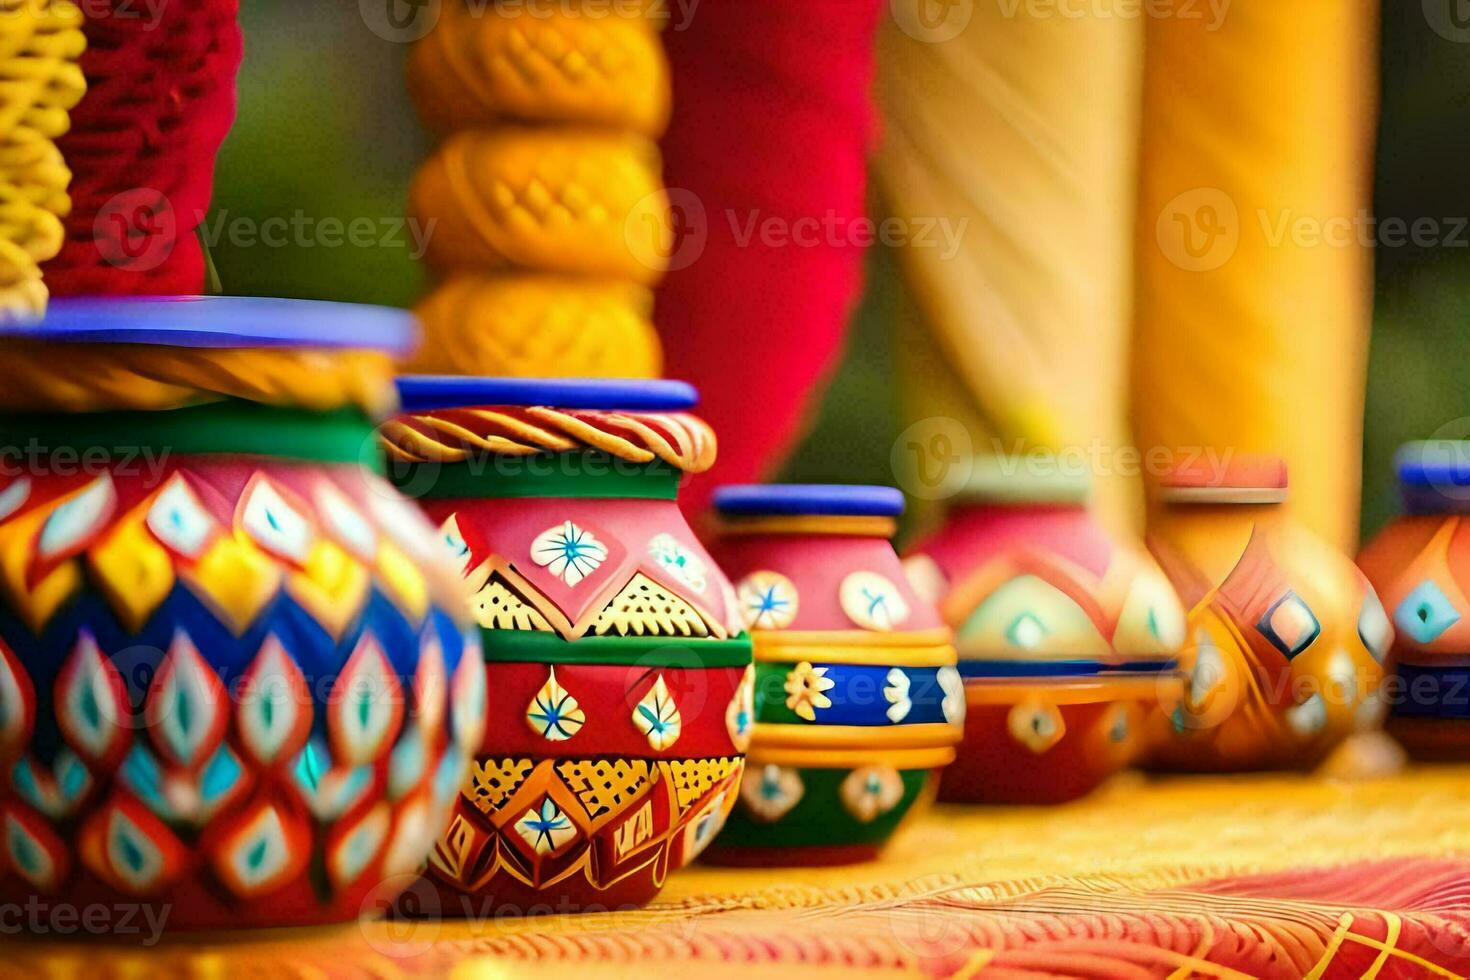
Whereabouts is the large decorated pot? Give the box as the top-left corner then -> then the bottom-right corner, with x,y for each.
1145,456 -> 1389,770
0,297 -> 478,930
1358,442 -> 1470,759
702,485 -> 961,866
381,377 -> 751,912
904,464 -> 1186,804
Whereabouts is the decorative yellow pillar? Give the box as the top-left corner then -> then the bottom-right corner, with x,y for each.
1133,0 -> 1379,553
0,0 -> 84,314
404,1 -> 671,378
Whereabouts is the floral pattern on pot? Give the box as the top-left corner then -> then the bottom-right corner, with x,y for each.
705,485 -> 960,866
382,378 -> 752,911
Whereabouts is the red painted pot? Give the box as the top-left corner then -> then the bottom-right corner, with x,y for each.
382,378 -> 751,913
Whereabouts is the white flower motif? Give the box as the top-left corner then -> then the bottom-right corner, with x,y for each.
741,764 -> 803,823
737,571 -> 800,630
840,572 -> 910,632
937,666 -> 966,727
648,533 -> 708,594
514,799 -> 578,855
632,674 -> 682,750
531,521 -> 609,587
883,668 -> 912,723
726,664 -> 755,752
840,766 -> 904,823
525,667 -> 585,742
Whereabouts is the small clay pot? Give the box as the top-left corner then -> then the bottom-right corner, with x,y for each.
382,377 -> 751,913
701,485 -> 961,866
1358,441 -> 1470,760
1146,455 -> 1389,771
0,297 -> 478,930
905,464 -> 1186,804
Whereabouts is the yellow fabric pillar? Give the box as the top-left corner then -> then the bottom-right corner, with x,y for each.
404,0 -> 671,379
0,1 -> 85,314
875,4 -> 1145,535
1132,1 -> 1379,553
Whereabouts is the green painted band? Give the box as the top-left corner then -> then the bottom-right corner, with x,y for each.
0,401 -> 382,470
711,767 -> 931,850
480,628 -> 753,668
387,455 -> 683,501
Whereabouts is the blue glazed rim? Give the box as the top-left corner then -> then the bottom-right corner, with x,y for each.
1396,441 -> 1470,514
955,658 -> 1180,679
396,376 -> 699,412
0,295 -> 418,355
714,484 -> 905,519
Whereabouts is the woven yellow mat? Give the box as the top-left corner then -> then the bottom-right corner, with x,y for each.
8,766 -> 1470,978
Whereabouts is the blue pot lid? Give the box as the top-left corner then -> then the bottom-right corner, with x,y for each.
0,296 -> 417,355
1396,441 -> 1470,513
396,376 -> 699,412
714,484 -> 906,518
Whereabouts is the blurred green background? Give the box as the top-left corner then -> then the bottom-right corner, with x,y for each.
219,3 -> 1467,544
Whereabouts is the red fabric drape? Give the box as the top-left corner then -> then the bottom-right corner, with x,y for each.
657,0 -> 884,512
45,0 -> 242,296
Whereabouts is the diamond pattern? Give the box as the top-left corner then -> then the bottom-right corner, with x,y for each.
315,484 -> 378,562
0,636 -> 35,753
55,631 -> 130,764
146,475 -> 217,559
328,633 -> 404,767
80,797 -> 185,896
3,805 -> 67,892
37,474 -> 116,561
451,647 -> 487,757
237,635 -> 313,766
145,631 -> 228,768
89,515 -> 176,633
328,803 -> 390,889
11,750 -> 92,819
0,478 -> 30,523
239,476 -> 316,565
211,800 -> 309,899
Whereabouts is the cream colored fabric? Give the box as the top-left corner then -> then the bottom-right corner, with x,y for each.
877,4 -> 1145,534
878,1 -> 1377,553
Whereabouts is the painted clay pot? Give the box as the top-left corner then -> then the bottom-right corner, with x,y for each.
1358,441 -> 1470,760
904,465 -> 1186,804
700,485 -> 961,866
0,297 -> 478,930
1144,456 -> 1389,771
381,377 -> 751,913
